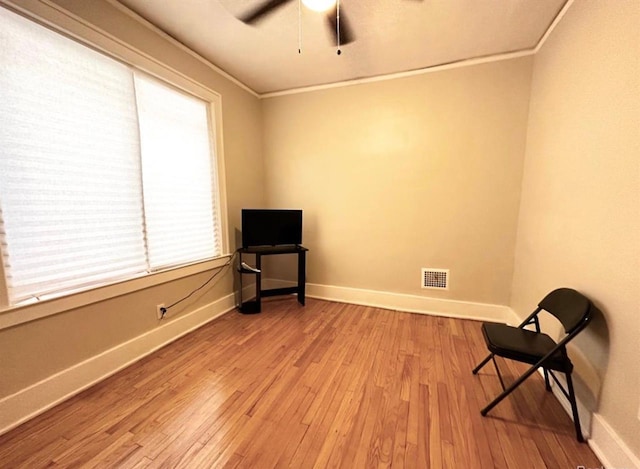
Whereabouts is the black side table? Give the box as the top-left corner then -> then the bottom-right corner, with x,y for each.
237,245 -> 308,314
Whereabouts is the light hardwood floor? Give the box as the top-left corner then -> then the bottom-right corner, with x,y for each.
0,298 -> 602,468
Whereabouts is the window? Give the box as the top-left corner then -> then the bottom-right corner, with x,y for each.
135,74 -> 220,270
0,7 -> 224,307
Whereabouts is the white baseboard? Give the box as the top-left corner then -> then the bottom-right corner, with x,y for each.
0,290 -> 241,436
589,413 -> 640,469
264,278 -> 518,324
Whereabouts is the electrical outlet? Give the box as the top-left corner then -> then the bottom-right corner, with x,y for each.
156,303 -> 166,320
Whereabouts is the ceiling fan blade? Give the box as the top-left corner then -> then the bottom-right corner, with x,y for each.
325,5 -> 355,45
239,0 -> 294,24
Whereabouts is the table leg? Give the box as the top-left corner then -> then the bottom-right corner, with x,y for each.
297,250 -> 306,305
255,254 -> 262,311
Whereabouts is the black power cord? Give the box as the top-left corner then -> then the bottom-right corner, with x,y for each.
161,251 -> 238,317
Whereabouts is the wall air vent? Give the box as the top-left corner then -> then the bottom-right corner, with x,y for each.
421,268 -> 449,290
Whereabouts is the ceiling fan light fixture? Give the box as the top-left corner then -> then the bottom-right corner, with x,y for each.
301,0 -> 336,12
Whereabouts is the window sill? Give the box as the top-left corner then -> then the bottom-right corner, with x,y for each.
0,254 -> 233,330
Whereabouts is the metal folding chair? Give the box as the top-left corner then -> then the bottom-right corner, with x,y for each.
472,288 -> 595,442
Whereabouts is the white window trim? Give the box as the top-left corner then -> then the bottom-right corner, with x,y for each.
0,0 -> 230,329
0,256 -> 232,329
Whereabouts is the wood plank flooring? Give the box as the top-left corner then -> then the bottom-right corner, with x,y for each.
0,298 -> 602,468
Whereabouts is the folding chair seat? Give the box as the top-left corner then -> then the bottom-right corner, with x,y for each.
472,287 -> 595,442
481,323 -> 572,372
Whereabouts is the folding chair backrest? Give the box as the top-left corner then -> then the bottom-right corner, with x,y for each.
538,288 -> 592,334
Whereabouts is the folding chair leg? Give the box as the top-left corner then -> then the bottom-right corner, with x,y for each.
492,356 -> 506,391
472,353 -> 493,375
480,363 -> 540,416
565,372 -> 584,443
543,367 -> 551,391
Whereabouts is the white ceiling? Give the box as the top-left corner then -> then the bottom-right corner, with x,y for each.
116,0 -> 568,95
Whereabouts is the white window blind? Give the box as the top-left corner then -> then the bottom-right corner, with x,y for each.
0,8 -> 147,303
134,74 -> 219,270
0,7 -> 223,306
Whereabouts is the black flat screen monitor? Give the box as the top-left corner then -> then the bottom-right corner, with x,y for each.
242,209 -> 302,248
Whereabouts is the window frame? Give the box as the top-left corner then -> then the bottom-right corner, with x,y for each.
0,2 -> 230,329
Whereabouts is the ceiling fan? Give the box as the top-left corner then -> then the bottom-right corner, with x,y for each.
238,0 -> 354,46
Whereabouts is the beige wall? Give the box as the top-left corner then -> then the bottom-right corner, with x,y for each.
510,0 -> 640,458
0,0 -> 265,398
262,57 -> 533,305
